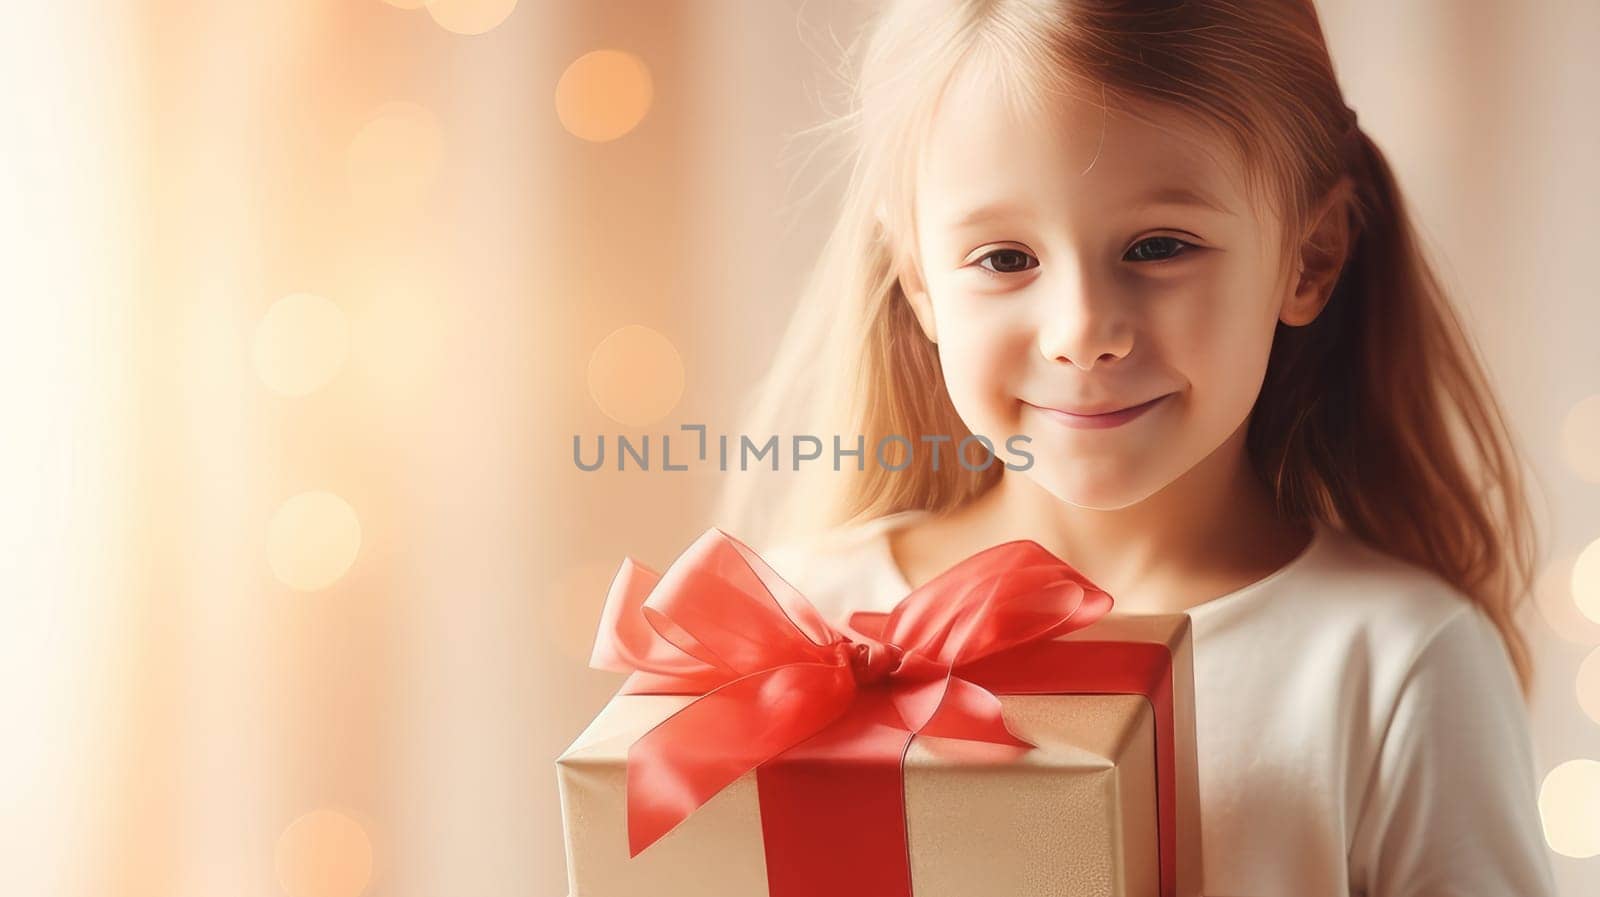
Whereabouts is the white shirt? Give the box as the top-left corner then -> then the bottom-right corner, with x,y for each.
758,510 -> 1557,897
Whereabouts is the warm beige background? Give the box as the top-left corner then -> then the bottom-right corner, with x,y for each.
3,1 -> 1598,896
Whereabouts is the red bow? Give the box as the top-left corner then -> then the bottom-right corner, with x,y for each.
588,526 -> 1113,863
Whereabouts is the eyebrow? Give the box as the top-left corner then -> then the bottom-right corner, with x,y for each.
1132,186 -> 1234,215
948,202 -> 1034,230
946,186 -> 1234,229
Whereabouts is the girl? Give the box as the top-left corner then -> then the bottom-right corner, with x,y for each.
717,1 -> 1557,895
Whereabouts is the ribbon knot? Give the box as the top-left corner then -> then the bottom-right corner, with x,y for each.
836,638 -> 903,687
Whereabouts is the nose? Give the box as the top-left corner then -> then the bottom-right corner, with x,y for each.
1036,273 -> 1134,370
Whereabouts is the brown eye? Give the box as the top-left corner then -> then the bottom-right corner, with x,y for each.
977,248 -> 1038,275
1123,236 -> 1192,262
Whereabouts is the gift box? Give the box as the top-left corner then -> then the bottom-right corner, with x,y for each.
555,527 -> 1203,897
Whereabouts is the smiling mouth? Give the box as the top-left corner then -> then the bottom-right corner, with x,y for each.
1025,393 -> 1173,430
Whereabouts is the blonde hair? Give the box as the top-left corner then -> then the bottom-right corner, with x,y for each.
714,0 -> 1542,698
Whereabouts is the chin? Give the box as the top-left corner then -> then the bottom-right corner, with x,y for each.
1024,464 -> 1170,511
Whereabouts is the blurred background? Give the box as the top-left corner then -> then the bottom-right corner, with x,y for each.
2,0 -> 1598,895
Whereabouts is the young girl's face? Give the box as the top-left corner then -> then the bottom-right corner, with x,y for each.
900,69 -> 1310,510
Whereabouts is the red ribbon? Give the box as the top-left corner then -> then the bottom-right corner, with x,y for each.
589,527 -> 1179,897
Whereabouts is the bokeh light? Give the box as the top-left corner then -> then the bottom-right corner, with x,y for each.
1578,646 -> 1600,726
426,0 -> 519,36
267,491 -> 363,592
347,101 -> 442,222
1575,536 -> 1600,625
275,808 -> 374,897
555,50 -> 654,142
1561,394 -> 1600,483
586,324 -> 685,427
1539,759 -> 1600,858
253,293 -> 349,397
1534,550 -> 1600,645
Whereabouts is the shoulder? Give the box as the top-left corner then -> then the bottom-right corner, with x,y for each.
1266,524 -> 1491,680
1278,526 -> 1532,769
757,518 -> 890,592
1308,524 -> 1472,618
1198,523 -> 1516,738
754,512 -> 922,620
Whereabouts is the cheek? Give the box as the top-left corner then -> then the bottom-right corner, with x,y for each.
931,298 -> 1032,422
1159,271 -> 1280,415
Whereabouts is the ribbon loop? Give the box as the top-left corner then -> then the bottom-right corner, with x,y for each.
588,527 -> 1114,859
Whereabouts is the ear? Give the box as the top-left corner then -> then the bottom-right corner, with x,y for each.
1282,175 -> 1356,327
878,202 -> 937,343
898,256 -> 937,343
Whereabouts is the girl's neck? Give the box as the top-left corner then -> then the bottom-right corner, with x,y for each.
891,422 -> 1311,614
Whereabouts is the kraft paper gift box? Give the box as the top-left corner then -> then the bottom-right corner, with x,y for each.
555,527 -> 1203,897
